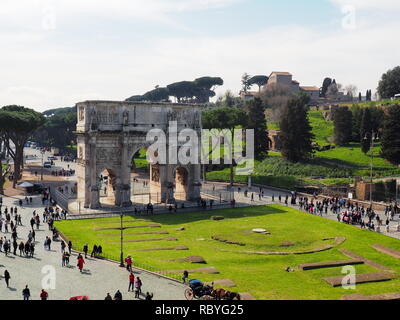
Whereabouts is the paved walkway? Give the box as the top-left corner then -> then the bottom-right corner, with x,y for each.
0,194 -> 186,300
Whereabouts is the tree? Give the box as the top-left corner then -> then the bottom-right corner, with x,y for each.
241,73 -> 251,93
378,66 -> 400,99
381,104 -> 400,165
167,81 -> 196,103
0,106 -> 46,188
369,106 -> 385,133
360,108 -> 372,154
126,76 -> 224,104
351,106 -> 364,142
248,75 -> 269,93
193,77 -> 224,103
34,112 -> 77,149
202,107 -> 248,185
126,95 -> 145,102
245,98 -> 269,160
366,90 -> 372,101
321,78 -> 332,97
222,91 -> 235,108
141,87 -> 170,102
345,84 -> 358,98
333,107 -> 353,146
279,97 -> 314,162
259,83 -> 296,122
326,81 -> 339,97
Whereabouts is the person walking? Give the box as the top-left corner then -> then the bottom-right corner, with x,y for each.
22,285 -> 30,300
61,241 -> 66,253
12,239 -> 17,255
128,272 -> 135,292
134,277 -> 142,299
83,243 -> 88,258
18,241 -> 24,256
62,252 -> 67,267
40,289 -> 48,300
91,244 -> 98,257
77,253 -> 85,273
125,255 -> 132,272
182,270 -> 189,283
4,270 -> 10,288
65,251 -> 70,266
3,240 -> 9,256
68,241 -> 72,254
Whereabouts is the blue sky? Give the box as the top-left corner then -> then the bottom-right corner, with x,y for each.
0,0 -> 399,110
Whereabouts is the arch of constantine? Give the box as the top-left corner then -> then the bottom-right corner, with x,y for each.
75,100 -> 203,209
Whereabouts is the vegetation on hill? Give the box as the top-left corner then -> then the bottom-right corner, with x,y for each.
126,76 -> 224,104
207,105 -> 400,190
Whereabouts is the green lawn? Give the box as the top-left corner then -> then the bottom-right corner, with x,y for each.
268,110 -> 335,147
308,110 -> 334,147
341,99 -> 400,108
315,143 -> 400,178
56,205 -> 400,300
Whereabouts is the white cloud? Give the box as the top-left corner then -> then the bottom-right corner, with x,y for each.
0,1 -> 399,111
0,0 -> 241,24
330,0 -> 400,10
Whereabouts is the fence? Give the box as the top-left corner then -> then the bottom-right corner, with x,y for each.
49,186 -> 70,210
84,251 -> 183,283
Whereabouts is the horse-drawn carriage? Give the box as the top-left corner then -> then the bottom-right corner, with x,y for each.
184,279 -> 213,300
184,279 -> 241,300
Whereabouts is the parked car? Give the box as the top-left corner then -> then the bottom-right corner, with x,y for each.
43,162 -> 52,168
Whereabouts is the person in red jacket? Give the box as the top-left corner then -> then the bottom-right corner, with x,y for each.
125,255 -> 133,272
77,253 -> 85,273
40,289 -> 48,300
128,272 -> 135,292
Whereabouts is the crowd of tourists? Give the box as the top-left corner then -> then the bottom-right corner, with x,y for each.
297,195 -> 400,232
50,168 -> 75,177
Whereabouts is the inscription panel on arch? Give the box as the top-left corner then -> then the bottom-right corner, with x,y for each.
96,147 -> 121,166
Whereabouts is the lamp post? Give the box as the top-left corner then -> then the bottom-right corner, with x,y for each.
364,131 -> 379,209
40,149 -> 45,181
119,190 -> 125,268
119,211 -> 124,267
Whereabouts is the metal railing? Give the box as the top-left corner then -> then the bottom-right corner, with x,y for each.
50,187 -> 70,210
87,251 -> 183,282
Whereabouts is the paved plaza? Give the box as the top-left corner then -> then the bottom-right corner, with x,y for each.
0,194 -> 186,300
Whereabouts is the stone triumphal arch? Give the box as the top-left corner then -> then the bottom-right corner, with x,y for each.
76,100 -> 203,209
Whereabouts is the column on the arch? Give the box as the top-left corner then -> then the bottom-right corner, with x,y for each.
77,135 -> 91,209
188,164 -> 202,201
89,136 -> 100,209
154,164 -> 174,203
116,136 -> 132,207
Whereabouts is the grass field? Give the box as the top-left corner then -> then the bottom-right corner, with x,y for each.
341,99 -> 400,108
308,110 -> 334,147
56,205 -> 400,300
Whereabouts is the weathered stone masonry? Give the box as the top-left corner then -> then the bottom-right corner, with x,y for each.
76,100 -> 203,209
